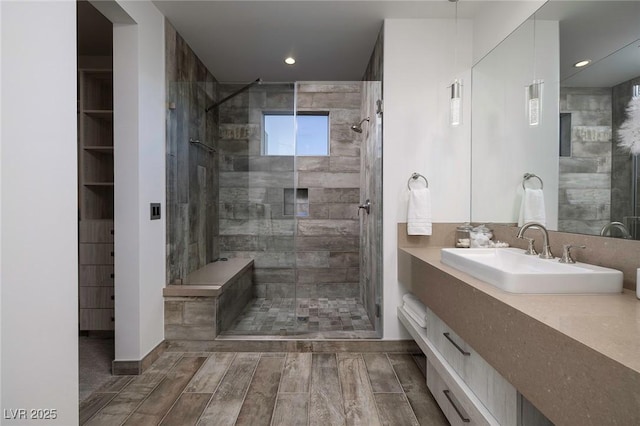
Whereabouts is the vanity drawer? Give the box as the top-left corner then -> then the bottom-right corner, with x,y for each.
427,308 -> 469,376
427,308 -> 517,425
79,265 -> 114,287
427,359 -> 486,426
79,220 -> 114,243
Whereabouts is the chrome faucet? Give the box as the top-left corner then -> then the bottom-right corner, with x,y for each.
516,222 -> 554,259
600,221 -> 632,239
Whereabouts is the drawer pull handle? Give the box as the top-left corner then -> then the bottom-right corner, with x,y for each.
110,273 -> 114,278
111,295 -> 114,300
443,390 -> 470,423
443,332 -> 471,356
110,251 -> 114,257
110,229 -> 114,235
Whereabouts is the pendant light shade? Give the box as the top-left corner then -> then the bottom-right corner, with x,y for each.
450,79 -> 463,127
526,80 -> 543,126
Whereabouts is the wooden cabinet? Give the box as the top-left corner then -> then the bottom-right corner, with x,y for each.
78,68 -> 114,331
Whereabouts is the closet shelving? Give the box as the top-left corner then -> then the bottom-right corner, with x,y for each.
78,68 -> 114,331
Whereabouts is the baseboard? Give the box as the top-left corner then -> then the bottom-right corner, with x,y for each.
166,339 -> 420,353
112,340 -> 168,375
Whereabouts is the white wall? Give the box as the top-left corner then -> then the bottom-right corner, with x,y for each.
1,1 -> 79,423
383,19 -> 473,339
94,0 -> 166,362
471,20 -> 559,227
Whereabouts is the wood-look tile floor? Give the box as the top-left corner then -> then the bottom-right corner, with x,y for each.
80,351 -> 448,426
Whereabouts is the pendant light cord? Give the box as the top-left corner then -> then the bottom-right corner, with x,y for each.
532,12 -> 537,81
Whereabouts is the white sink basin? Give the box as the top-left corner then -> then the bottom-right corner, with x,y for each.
440,248 -> 623,294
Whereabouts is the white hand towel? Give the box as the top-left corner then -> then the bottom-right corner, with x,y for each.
402,293 -> 428,322
403,304 -> 427,328
518,188 -> 546,227
407,188 -> 432,235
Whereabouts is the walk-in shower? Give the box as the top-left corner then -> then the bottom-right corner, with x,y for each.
166,79 -> 383,338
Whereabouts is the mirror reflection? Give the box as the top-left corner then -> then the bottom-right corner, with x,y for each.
471,1 -> 640,239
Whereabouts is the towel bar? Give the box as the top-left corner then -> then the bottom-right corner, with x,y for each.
408,172 -> 429,190
522,173 -> 543,190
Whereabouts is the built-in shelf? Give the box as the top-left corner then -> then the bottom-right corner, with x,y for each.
78,67 -> 114,331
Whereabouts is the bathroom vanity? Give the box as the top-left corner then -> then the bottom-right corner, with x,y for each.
397,245 -> 640,425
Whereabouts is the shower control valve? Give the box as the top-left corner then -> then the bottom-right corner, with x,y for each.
358,199 -> 371,215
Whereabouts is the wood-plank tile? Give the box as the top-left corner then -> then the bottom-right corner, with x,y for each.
80,392 -> 117,425
160,393 -> 211,426
186,352 -> 236,392
271,393 -> 309,426
374,393 -> 420,426
337,353 -> 381,426
123,356 -> 206,425
235,355 -> 285,426
309,353 -> 346,426
144,352 -> 184,375
198,353 -> 261,426
362,354 -> 402,393
93,375 -> 135,393
279,353 -> 312,393
387,354 -> 448,426
84,373 -> 165,426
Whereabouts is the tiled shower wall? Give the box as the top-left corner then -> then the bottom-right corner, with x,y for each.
612,76 -> 640,238
165,21 -> 219,284
218,82 -> 363,299
558,87 -> 612,235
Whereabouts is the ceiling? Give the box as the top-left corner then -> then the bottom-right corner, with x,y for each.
151,0 -> 486,82
535,1 -> 640,87
79,1 -> 640,86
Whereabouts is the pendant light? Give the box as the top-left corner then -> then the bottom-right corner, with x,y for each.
526,12 -> 543,126
449,0 -> 462,127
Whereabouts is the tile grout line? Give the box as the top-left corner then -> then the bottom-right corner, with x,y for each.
334,352 -> 347,424
231,352 -> 262,425
116,352 -> 184,426
194,352 -> 239,425
358,353 -> 385,425
156,353 -> 211,425
269,352 -> 289,426
386,353 -> 422,426
80,392 -> 119,426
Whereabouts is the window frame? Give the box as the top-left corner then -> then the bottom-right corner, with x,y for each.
262,111 -> 330,156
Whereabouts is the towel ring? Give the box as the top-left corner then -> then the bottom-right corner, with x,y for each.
522,173 -> 543,190
408,172 -> 429,190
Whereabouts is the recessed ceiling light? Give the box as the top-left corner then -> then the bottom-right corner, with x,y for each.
574,59 -> 591,68
284,57 -> 296,65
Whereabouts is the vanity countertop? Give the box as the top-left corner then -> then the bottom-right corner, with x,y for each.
400,246 -> 640,373
398,245 -> 640,425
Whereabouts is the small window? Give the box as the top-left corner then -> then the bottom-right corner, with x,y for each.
263,112 -> 329,156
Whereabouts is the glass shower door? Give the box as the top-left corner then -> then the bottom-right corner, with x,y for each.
216,81 -> 298,335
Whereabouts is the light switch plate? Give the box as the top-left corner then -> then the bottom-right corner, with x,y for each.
150,203 -> 161,220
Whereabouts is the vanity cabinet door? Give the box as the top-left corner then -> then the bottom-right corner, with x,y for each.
427,308 -> 517,425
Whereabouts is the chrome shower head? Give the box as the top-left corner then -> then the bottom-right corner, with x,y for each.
350,117 -> 370,133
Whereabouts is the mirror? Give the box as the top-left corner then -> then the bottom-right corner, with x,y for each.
471,1 -> 640,239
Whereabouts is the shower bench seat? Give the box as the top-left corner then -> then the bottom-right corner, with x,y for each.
162,258 -> 253,340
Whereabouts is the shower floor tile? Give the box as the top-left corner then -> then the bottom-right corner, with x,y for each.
224,297 -> 374,334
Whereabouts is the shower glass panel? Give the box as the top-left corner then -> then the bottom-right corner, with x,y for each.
167,80 -> 382,338
216,82 -> 298,335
